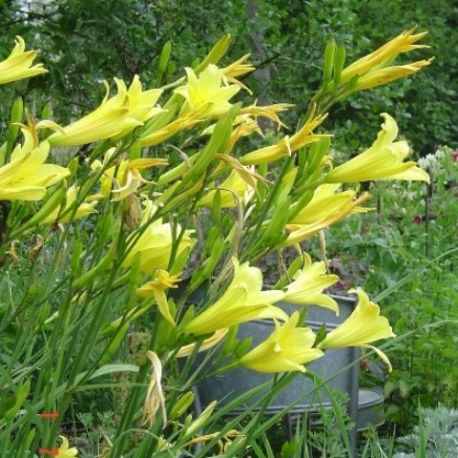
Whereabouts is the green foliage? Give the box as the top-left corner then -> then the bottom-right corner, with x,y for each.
393,405 -> 458,457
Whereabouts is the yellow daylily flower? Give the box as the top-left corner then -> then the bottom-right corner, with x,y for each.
56,435 -> 78,457
290,184 -> 368,225
123,206 -> 194,274
355,59 -> 433,91
48,76 -> 163,146
136,270 -> 181,325
198,169 -> 255,208
126,75 -> 163,122
341,28 -> 430,84
325,113 -> 430,183
319,289 -> 395,371
183,258 -> 287,336
40,185 -> 97,225
284,185 -> 371,245
284,253 -> 340,313
241,105 -> 329,165
174,64 -> 240,118
0,129 -> 69,201
92,152 -> 168,201
0,36 -> 47,85
240,312 -> 323,373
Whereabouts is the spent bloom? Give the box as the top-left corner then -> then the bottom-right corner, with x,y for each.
0,129 -> 69,201
143,351 -> 167,427
183,258 -> 286,336
92,149 -> 167,201
240,312 -> 323,373
319,289 -> 395,371
47,76 -> 163,146
325,113 -> 430,183
174,64 -> 240,118
284,253 -> 340,313
0,36 -> 47,85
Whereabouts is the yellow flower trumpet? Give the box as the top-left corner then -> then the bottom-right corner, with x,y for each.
319,289 -> 395,371
48,76 -> 163,146
240,312 -> 323,373
123,201 -> 194,274
174,64 -> 240,118
183,258 -> 286,336
0,129 -> 69,201
284,253 -> 340,313
0,36 -> 47,85
325,113 -> 430,183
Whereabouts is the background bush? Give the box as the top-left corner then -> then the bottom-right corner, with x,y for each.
1,0 -> 456,154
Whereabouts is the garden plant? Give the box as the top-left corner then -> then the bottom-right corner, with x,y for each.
0,26 -> 441,457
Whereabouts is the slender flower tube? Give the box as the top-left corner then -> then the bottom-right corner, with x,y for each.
176,328 -> 228,358
40,186 -> 97,225
0,129 -> 69,201
0,36 -> 47,85
174,64 -> 240,118
325,113 -> 430,183
340,28 -> 430,84
240,105 -> 329,165
319,289 -> 395,371
48,77 -> 163,146
183,258 -> 286,336
240,312 -> 323,373
139,114 -> 200,147
284,253 -> 340,313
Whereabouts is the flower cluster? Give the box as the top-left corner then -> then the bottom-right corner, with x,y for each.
0,30 -> 432,453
